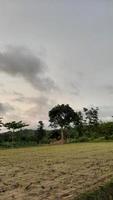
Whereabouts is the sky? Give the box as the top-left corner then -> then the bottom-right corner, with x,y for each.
0,0 -> 113,128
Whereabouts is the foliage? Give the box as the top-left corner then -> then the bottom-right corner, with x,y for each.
49,104 -> 76,128
74,111 -> 84,137
77,181 -> 113,200
0,117 -> 3,130
99,122 -> 113,138
83,107 -> 99,126
49,104 -> 78,142
3,121 -> 29,132
1,105 -> 113,146
3,121 -> 29,145
35,121 -> 46,143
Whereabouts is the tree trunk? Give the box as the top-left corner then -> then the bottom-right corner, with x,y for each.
61,127 -> 64,144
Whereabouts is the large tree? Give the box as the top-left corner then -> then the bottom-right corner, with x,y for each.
49,104 -> 77,143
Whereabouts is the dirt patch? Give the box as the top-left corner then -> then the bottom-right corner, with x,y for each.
1,143 -> 113,199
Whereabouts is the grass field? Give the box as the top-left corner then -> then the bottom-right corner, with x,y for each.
1,143 -> 113,200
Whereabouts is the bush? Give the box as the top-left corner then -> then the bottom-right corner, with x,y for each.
104,135 -> 113,140
77,136 -> 89,142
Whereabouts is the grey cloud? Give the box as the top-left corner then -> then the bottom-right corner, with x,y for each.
0,103 -> 14,115
25,96 -> 52,121
0,46 -> 56,91
13,91 -> 25,102
13,91 -> 55,119
13,91 -> 49,105
13,91 -> 24,96
104,85 -> 113,95
99,105 -> 113,121
0,83 -> 3,87
69,82 -> 80,96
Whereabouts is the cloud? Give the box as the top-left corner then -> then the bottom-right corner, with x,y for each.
13,91 -> 50,105
0,103 -> 14,115
12,91 -> 55,122
69,82 -> 80,96
0,46 -> 56,91
99,105 -> 113,121
104,85 -> 113,95
24,95 -> 54,123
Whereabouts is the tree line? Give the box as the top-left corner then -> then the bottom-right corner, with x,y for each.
0,104 -> 113,147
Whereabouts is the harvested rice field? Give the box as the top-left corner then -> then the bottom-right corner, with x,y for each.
1,143 -> 113,200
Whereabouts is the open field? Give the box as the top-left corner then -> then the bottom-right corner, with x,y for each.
1,143 -> 113,200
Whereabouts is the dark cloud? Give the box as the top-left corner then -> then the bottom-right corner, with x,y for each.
0,46 -> 56,91
0,103 -> 14,115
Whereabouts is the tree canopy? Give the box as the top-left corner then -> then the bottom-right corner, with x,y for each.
4,121 -> 29,132
83,107 -> 99,126
49,104 -> 76,129
49,104 -> 78,142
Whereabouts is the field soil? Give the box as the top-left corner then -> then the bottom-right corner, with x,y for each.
1,143 -> 113,200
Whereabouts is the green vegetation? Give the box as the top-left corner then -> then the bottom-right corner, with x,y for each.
49,104 -> 77,143
1,102 -> 113,199
1,104 -> 113,147
77,181 -> 113,200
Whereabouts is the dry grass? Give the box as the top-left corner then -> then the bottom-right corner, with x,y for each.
1,143 -> 113,200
